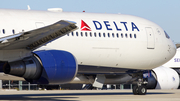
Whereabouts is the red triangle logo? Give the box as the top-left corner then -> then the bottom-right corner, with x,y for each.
81,20 -> 91,31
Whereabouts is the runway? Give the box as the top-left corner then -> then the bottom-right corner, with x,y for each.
0,89 -> 179,101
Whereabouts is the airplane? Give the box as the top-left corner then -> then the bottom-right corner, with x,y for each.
0,8 -> 176,95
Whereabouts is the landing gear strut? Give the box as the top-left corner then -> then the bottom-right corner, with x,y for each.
131,72 -> 148,95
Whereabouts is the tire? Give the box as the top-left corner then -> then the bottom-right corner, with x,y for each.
132,85 -> 139,95
138,85 -> 147,95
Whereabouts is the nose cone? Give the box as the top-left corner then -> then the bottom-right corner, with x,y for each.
167,39 -> 176,61
171,41 -> 176,54
162,31 -> 176,62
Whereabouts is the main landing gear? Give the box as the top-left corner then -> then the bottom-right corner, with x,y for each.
131,72 -> 148,95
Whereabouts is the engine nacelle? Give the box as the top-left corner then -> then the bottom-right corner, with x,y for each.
3,50 -> 78,84
146,66 -> 180,89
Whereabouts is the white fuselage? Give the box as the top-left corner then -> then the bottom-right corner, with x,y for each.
0,9 -> 176,70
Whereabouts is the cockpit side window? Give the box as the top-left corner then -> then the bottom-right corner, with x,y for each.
164,31 -> 170,39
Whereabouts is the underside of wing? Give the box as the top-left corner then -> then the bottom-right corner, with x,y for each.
0,73 -> 25,81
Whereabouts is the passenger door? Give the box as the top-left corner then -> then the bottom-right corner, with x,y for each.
146,27 -> 155,49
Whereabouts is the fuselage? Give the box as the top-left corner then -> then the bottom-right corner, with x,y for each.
0,9 -> 176,70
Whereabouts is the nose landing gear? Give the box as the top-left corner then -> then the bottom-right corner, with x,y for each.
131,72 -> 148,95
133,84 -> 147,95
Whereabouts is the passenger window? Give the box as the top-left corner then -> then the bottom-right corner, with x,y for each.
125,34 -> 128,38
72,32 -> 74,36
76,32 -> 78,36
121,33 -> 123,38
12,29 -> 15,34
130,34 -> 132,38
85,32 -> 87,37
81,32 -> 83,36
108,33 -> 110,37
112,33 -> 114,38
117,33 -> 119,38
90,32 -> 92,37
2,29 -> 5,34
94,32 -> 96,37
103,33 -> 105,37
99,33 -> 101,37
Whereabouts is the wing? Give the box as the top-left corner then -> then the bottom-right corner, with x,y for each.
0,20 -> 77,50
0,73 -> 25,81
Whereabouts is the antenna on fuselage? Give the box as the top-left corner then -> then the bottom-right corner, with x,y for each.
27,5 -> 31,10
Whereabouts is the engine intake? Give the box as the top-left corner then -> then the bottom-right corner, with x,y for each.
146,66 -> 180,89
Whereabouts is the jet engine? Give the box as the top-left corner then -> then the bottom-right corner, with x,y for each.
146,66 -> 180,89
3,50 -> 78,84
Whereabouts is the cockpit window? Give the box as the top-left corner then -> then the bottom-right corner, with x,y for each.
164,31 -> 170,39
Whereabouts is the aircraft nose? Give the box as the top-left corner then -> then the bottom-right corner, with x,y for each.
164,31 -> 176,59
168,39 -> 176,58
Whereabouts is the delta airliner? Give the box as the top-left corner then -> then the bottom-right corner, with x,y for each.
0,8 -> 176,95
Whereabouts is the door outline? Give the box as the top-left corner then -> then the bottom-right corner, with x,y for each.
145,27 -> 155,49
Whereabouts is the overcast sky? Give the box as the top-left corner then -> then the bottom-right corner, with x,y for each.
0,0 -> 180,43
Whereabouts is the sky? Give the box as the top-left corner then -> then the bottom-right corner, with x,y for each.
0,0 -> 180,43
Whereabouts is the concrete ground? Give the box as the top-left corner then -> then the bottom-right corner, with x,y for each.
0,89 -> 179,101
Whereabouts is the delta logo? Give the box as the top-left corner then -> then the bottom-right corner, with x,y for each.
81,20 -> 91,31
80,20 -> 140,32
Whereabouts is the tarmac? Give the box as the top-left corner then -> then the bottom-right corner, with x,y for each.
0,89 -> 179,101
